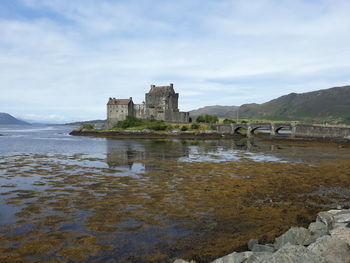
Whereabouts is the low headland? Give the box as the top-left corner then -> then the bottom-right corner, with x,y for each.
175,208 -> 350,263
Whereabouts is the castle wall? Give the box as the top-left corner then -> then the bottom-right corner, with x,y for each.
164,110 -> 189,123
107,102 -> 134,128
134,106 -> 188,123
134,104 -> 147,119
135,106 -> 164,121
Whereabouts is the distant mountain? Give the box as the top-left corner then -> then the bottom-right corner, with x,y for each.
190,85 -> 350,124
190,105 -> 239,117
0,113 -> 30,125
64,119 -> 106,126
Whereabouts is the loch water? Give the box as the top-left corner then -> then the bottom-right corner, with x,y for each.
1,125 -> 350,262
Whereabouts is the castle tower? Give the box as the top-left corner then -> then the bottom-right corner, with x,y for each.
145,83 -> 179,111
107,97 -> 134,128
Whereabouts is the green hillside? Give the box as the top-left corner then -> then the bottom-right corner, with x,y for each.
190,85 -> 350,124
189,105 -> 239,117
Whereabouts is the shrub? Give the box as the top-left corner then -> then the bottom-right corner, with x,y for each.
196,115 -> 218,124
82,124 -> 94,130
147,122 -> 168,131
117,116 -> 143,129
191,123 -> 199,129
207,115 -> 219,123
180,125 -> 188,131
223,118 -> 236,124
196,116 -> 205,123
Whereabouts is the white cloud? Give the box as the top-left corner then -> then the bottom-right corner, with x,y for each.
0,0 -> 349,122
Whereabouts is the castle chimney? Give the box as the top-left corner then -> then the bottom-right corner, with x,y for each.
130,97 -> 132,100
170,83 -> 174,88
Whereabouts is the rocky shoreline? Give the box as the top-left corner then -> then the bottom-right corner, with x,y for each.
175,209 -> 350,263
69,129 -> 239,139
69,128 -> 350,143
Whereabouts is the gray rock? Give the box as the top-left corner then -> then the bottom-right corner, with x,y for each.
247,239 -> 259,250
334,222 -> 350,229
211,251 -> 253,263
260,244 -> 326,263
141,129 -> 154,133
245,252 -> 273,263
309,221 -> 329,239
251,244 -> 275,253
317,211 -> 335,230
308,235 -> 350,263
330,227 -> 350,246
174,260 -> 190,263
274,227 -> 314,249
328,209 -> 350,224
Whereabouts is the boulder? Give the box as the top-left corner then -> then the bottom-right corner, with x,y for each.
260,244 -> 326,263
211,251 -> 253,263
308,235 -> 350,263
174,260 -> 196,263
245,252 -> 273,263
247,239 -> 259,250
328,209 -> 350,224
274,227 -> 314,249
330,227 -> 350,246
174,260 -> 190,263
250,244 -> 275,253
308,221 -> 328,239
317,211 -> 334,230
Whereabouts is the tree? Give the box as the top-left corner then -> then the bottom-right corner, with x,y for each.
196,115 -> 218,123
196,116 -> 205,123
223,118 -> 236,124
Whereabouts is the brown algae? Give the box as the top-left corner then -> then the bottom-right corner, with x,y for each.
0,146 -> 350,262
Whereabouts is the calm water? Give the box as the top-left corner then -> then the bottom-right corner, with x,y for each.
1,125 -> 350,262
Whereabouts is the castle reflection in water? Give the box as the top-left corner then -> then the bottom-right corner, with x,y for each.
104,138 -> 279,172
106,139 -> 191,171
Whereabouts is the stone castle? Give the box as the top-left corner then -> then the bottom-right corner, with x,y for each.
107,83 -> 189,128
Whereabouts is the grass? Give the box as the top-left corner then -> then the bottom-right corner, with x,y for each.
83,116 -> 214,133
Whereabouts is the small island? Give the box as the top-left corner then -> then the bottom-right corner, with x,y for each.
69,115 -> 235,139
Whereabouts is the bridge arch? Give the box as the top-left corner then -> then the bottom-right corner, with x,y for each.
274,125 -> 292,135
234,126 -> 247,135
250,126 -> 270,135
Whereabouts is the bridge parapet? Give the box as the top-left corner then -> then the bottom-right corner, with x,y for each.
214,122 -> 292,137
214,122 -> 350,140
294,123 -> 350,139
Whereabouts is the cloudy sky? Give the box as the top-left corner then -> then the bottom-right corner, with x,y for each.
1,0 -> 350,123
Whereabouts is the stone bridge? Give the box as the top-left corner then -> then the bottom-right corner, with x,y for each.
215,122 -> 350,140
